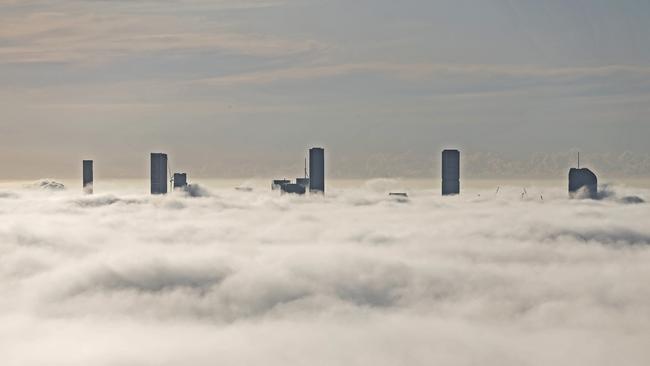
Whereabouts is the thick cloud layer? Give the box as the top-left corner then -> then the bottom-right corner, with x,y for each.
0,182 -> 649,365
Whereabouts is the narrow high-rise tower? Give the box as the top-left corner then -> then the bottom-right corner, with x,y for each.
309,147 -> 325,193
151,153 -> 168,195
82,160 -> 93,194
442,149 -> 460,196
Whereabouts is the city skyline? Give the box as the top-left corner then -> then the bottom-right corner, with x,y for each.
2,2 -> 650,365
1,149 -> 647,181
1,0 -> 649,179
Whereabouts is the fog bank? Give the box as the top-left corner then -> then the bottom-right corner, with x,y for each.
0,184 -> 649,365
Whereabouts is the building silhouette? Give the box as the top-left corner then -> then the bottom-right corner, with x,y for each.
281,183 -> 306,195
296,177 -> 310,189
82,160 -> 93,194
296,157 -> 310,189
442,149 -> 460,196
309,147 -> 325,193
569,168 -> 598,199
151,153 -> 168,195
272,179 -> 291,190
173,173 -> 188,190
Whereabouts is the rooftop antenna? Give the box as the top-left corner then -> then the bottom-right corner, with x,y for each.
577,151 -> 580,169
304,157 -> 308,178
168,165 -> 173,192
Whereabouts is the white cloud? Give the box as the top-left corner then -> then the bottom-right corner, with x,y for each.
0,184 -> 649,365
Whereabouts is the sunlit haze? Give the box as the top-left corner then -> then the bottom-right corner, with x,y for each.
1,0 -> 650,179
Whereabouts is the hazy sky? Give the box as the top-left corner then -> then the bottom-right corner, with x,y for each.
1,0 -> 649,179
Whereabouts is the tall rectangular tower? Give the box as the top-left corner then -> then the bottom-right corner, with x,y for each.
442,149 -> 460,196
309,147 -> 325,193
82,160 -> 93,194
151,153 -> 168,195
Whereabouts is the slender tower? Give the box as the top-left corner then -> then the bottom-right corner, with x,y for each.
442,149 -> 460,196
82,160 -> 93,194
309,147 -> 325,193
151,153 -> 168,195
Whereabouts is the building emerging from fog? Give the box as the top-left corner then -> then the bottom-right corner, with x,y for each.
151,153 -> 168,195
569,168 -> 598,199
82,160 -> 93,194
442,149 -> 460,196
173,173 -> 188,190
296,158 -> 310,190
281,183 -> 306,195
309,147 -> 325,193
272,179 -> 291,190
296,177 -> 310,189
271,151 -> 319,194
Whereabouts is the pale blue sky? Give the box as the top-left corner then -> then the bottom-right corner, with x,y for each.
1,0 -> 649,178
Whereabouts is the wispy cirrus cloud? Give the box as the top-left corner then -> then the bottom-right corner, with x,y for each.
196,62 -> 650,86
1,0 -> 650,178
0,0 -> 318,64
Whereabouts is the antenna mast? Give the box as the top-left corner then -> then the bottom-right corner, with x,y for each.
168,165 -> 173,192
305,157 -> 308,178
578,151 -> 580,168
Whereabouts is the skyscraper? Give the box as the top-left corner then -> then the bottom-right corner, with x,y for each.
151,153 -> 168,195
82,160 -> 93,194
569,168 -> 598,199
309,147 -> 325,193
442,149 -> 460,196
173,173 -> 188,189
281,183 -> 306,195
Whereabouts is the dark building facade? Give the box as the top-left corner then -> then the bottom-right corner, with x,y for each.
151,153 -> 168,195
281,183 -> 306,195
442,149 -> 460,196
173,173 -> 188,189
309,147 -> 325,193
569,168 -> 598,199
296,177 -> 310,189
82,160 -> 93,194
272,179 -> 291,190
